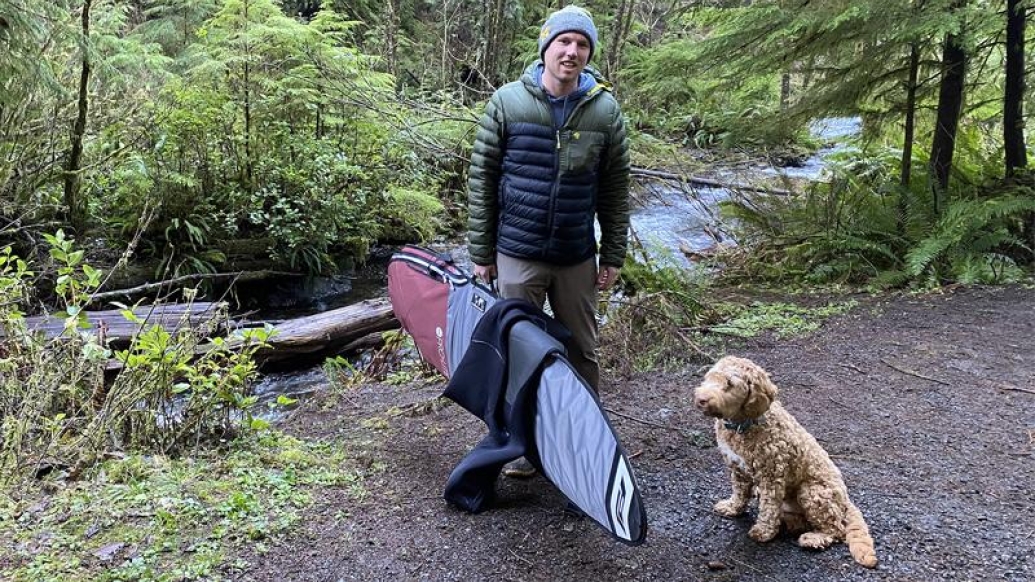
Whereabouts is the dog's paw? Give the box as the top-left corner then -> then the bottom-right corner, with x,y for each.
749,524 -> 778,542
713,499 -> 746,517
797,532 -> 835,549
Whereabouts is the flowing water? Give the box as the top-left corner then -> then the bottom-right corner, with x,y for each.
630,116 -> 861,269
763,116 -> 862,180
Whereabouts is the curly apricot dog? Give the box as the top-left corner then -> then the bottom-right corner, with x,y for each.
694,356 -> 878,568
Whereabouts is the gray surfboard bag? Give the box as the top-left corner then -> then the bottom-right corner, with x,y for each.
388,246 -> 647,545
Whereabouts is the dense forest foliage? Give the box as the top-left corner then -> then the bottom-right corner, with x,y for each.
1,0 -> 1032,288
0,4 -> 1032,577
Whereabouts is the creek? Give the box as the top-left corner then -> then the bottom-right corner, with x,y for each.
252,117 -> 861,417
631,116 -> 861,268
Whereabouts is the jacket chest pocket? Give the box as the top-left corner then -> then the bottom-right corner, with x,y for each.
564,131 -> 606,174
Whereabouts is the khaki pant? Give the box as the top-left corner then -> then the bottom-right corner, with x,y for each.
496,254 -> 599,391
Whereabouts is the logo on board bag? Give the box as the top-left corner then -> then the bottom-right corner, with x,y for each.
472,294 -> 487,312
435,326 -> 446,368
609,456 -> 634,541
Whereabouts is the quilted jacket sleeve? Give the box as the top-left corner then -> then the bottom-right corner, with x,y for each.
466,96 -> 505,266
595,103 -> 630,268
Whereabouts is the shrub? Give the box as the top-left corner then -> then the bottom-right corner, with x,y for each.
0,235 -> 272,486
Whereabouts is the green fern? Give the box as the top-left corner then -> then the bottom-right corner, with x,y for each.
720,165 -> 909,284
952,253 -> 1023,284
906,195 -> 1035,279
868,268 -> 912,290
797,231 -> 903,283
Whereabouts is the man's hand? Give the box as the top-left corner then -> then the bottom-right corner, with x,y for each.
473,263 -> 497,282
596,265 -> 620,291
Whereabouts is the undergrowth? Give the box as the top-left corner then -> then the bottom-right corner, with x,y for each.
600,253 -> 716,376
709,299 -> 858,340
0,431 -> 368,582
718,153 -> 1035,288
323,330 -> 442,392
0,232 -> 379,580
601,247 -> 865,375
1,232 -> 277,487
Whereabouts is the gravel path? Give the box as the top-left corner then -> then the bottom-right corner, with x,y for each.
236,284 -> 1035,581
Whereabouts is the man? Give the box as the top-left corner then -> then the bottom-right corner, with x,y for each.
467,5 -> 630,477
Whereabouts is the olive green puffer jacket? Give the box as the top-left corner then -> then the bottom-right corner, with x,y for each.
467,63 -> 630,268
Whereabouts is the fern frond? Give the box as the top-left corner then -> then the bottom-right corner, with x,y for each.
906,195 -> 1035,277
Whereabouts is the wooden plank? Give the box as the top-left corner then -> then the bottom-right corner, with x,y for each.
10,298 -> 400,371
11,302 -> 228,344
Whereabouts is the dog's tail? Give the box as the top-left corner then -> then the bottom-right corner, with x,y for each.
844,502 -> 878,568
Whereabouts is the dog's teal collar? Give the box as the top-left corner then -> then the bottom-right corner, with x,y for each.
724,416 -> 765,434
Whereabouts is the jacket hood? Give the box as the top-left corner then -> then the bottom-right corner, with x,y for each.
521,61 -> 611,100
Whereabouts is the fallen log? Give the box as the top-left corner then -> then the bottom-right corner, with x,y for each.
10,298 -> 399,372
245,298 -> 398,363
631,167 -> 791,196
13,302 -> 228,345
341,331 -> 389,354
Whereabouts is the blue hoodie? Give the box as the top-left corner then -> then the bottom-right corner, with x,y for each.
534,65 -> 597,129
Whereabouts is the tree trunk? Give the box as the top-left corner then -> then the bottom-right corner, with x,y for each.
780,72 -> 791,110
477,0 -> 506,93
1004,0 -> 1027,178
242,0 -> 254,190
17,302 -> 229,345
929,23 -> 967,214
630,167 -> 790,195
78,299 -> 401,373
64,0 -> 93,233
440,1 -> 449,90
899,42 -> 920,237
250,298 -> 398,363
604,0 -> 634,90
385,0 -> 401,92
181,3 -> 189,50
900,43 -> 920,189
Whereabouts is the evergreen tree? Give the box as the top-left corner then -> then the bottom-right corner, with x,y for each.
1,0 -> 167,236
64,0 -> 94,231
0,1 -> 72,218
928,0 -> 966,209
1002,0 -> 1026,178
132,0 -> 221,57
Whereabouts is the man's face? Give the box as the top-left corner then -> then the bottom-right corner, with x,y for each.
542,32 -> 591,89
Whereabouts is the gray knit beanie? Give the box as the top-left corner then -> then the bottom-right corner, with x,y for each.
538,5 -> 598,61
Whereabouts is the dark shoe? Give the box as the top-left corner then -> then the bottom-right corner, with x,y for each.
502,457 -> 537,479
564,501 -> 585,518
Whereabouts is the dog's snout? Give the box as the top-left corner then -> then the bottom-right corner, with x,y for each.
695,395 -> 711,409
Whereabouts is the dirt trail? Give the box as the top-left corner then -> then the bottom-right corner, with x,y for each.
235,284 -> 1035,581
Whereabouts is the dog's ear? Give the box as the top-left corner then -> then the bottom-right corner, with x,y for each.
741,366 -> 777,418
742,387 -> 771,418
727,371 -> 745,390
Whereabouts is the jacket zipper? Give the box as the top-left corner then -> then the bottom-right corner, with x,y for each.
546,90 -> 599,259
